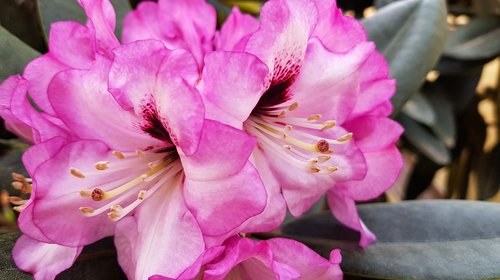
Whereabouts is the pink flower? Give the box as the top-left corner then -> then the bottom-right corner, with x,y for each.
195,0 -> 403,246
5,0 -> 268,278
142,236 -> 342,280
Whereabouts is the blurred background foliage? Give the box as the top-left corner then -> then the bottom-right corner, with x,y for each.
0,0 -> 498,232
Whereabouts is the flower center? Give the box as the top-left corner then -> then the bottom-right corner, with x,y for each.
244,101 -> 352,174
75,147 -> 182,221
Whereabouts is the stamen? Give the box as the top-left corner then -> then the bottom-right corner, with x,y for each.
91,188 -> 105,201
94,161 -> 109,170
316,139 -> 331,154
79,207 -> 94,214
107,205 -> 123,220
307,114 -> 321,122
308,158 -> 318,163
112,150 -> 125,159
310,165 -> 321,173
283,145 -> 292,150
317,155 -> 331,163
13,205 -> 26,212
137,190 -> 147,200
8,196 -> 26,205
70,167 -> 85,179
284,125 -> 293,132
337,133 -> 353,142
321,120 -> 336,131
11,172 -> 26,182
325,166 -> 339,173
288,102 -> 299,111
11,181 -> 23,190
278,111 -> 286,118
79,190 -> 92,197
136,150 -> 145,158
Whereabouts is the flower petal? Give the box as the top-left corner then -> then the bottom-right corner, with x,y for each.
48,55 -> 156,151
340,146 -> 403,201
344,116 -> 403,152
180,120 -> 256,181
0,76 -> 34,143
184,162 -> 267,237
289,38 -> 375,124
114,181 -> 204,279
31,140 -> 116,246
13,235 -> 82,280
199,51 -> 268,129
78,0 -> 119,58
327,189 -> 376,247
49,21 -> 95,69
245,0 -> 317,85
122,1 -> 162,43
215,7 -> 259,51
311,0 -> 367,52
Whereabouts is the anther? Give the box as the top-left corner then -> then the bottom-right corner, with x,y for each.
91,188 -> 105,201
8,196 -> 26,205
288,102 -> 299,111
13,205 -> 26,212
79,207 -> 94,214
284,125 -> 293,132
307,114 -> 321,122
136,150 -> 145,158
316,139 -> 330,154
283,145 -> 292,150
282,133 -> 288,139
321,120 -> 336,130
107,211 -> 120,220
137,190 -> 147,200
325,166 -> 339,173
278,111 -> 287,118
112,150 -> 125,159
317,156 -> 331,163
147,162 -> 154,169
79,190 -> 92,197
310,165 -> 321,173
70,167 -> 85,178
308,158 -> 318,163
11,172 -> 26,182
94,161 -> 109,170
337,133 -> 353,142
11,181 -> 23,190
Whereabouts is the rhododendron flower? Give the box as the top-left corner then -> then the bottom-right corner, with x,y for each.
195,0 -> 403,247
138,236 -> 342,280
2,0 -> 269,278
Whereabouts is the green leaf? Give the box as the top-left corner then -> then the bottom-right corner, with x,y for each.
444,17 -> 500,61
399,113 -> 451,165
37,0 -> 131,40
0,26 -> 40,82
476,144 -> 500,200
282,200 -> 500,280
426,92 -> 456,148
362,0 -> 448,114
401,92 -> 436,126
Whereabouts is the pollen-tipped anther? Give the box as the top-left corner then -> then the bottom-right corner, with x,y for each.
337,133 -> 353,142
94,161 -> 109,170
307,114 -> 321,122
326,166 -> 339,173
79,207 -> 94,214
8,196 -> 26,205
137,190 -> 147,200
136,150 -> 145,158
288,102 -> 299,111
283,145 -> 292,150
11,172 -> 27,182
112,150 -> 125,159
91,188 -> 105,201
79,190 -> 92,197
321,120 -> 336,131
317,155 -> 331,163
310,165 -> 321,173
278,111 -> 286,118
11,181 -> 23,190
70,167 -> 85,178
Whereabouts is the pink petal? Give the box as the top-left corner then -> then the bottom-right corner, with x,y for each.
180,120 -> 256,181
48,21 -> 95,69
184,162 -> 267,237
0,76 -> 34,143
78,0 -> 119,58
122,1 -> 162,43
245,0 -> 318,85
114,182 -> 204,279
344,116 -> 403,152
311,0 -> 367,52
199,51 -> 268,129
340,146 -> 403,201
48,55 -> 156,151
109,40 -> 202,154
215,7 -> 259,51
13,235 -> 82,279
327,189 -> 376,247
31,140 -> 116,246
266,238 -> 343,279
289,38 -> 375,124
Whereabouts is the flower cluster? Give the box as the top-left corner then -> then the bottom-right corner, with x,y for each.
0,0 -> 402,279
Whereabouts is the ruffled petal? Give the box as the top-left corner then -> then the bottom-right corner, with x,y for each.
340,146 -> 403,201
327,189 -> 376,247
215,7 -> 259,51
245,0 -> 318,86
48,21 -> 95,69
122,1 -> 162,43
0,76 -> 34,143
31,140 -> 116,246
114,181 -> 204,279
180,120 -> 256,181
109,40 -> 202,154
289,38 -> 375,124
344,116 -> 403,152
184,162 -> 267,237
78,0 -> 119,58
13,235 -> 82,280
199,51 -> 268,129
48,55 -> 155,151
311,0 -> 367,52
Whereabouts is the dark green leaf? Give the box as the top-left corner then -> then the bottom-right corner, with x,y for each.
0,26 -> 40,82
401,92 -> 436,126
282,200 -> 500,280
362,0 -> 448,113
444,17 -> 500,61
38,0 -> 131,40
426,92 -> 456,148
399,113 -> 451,165
476,144 -> 500,200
